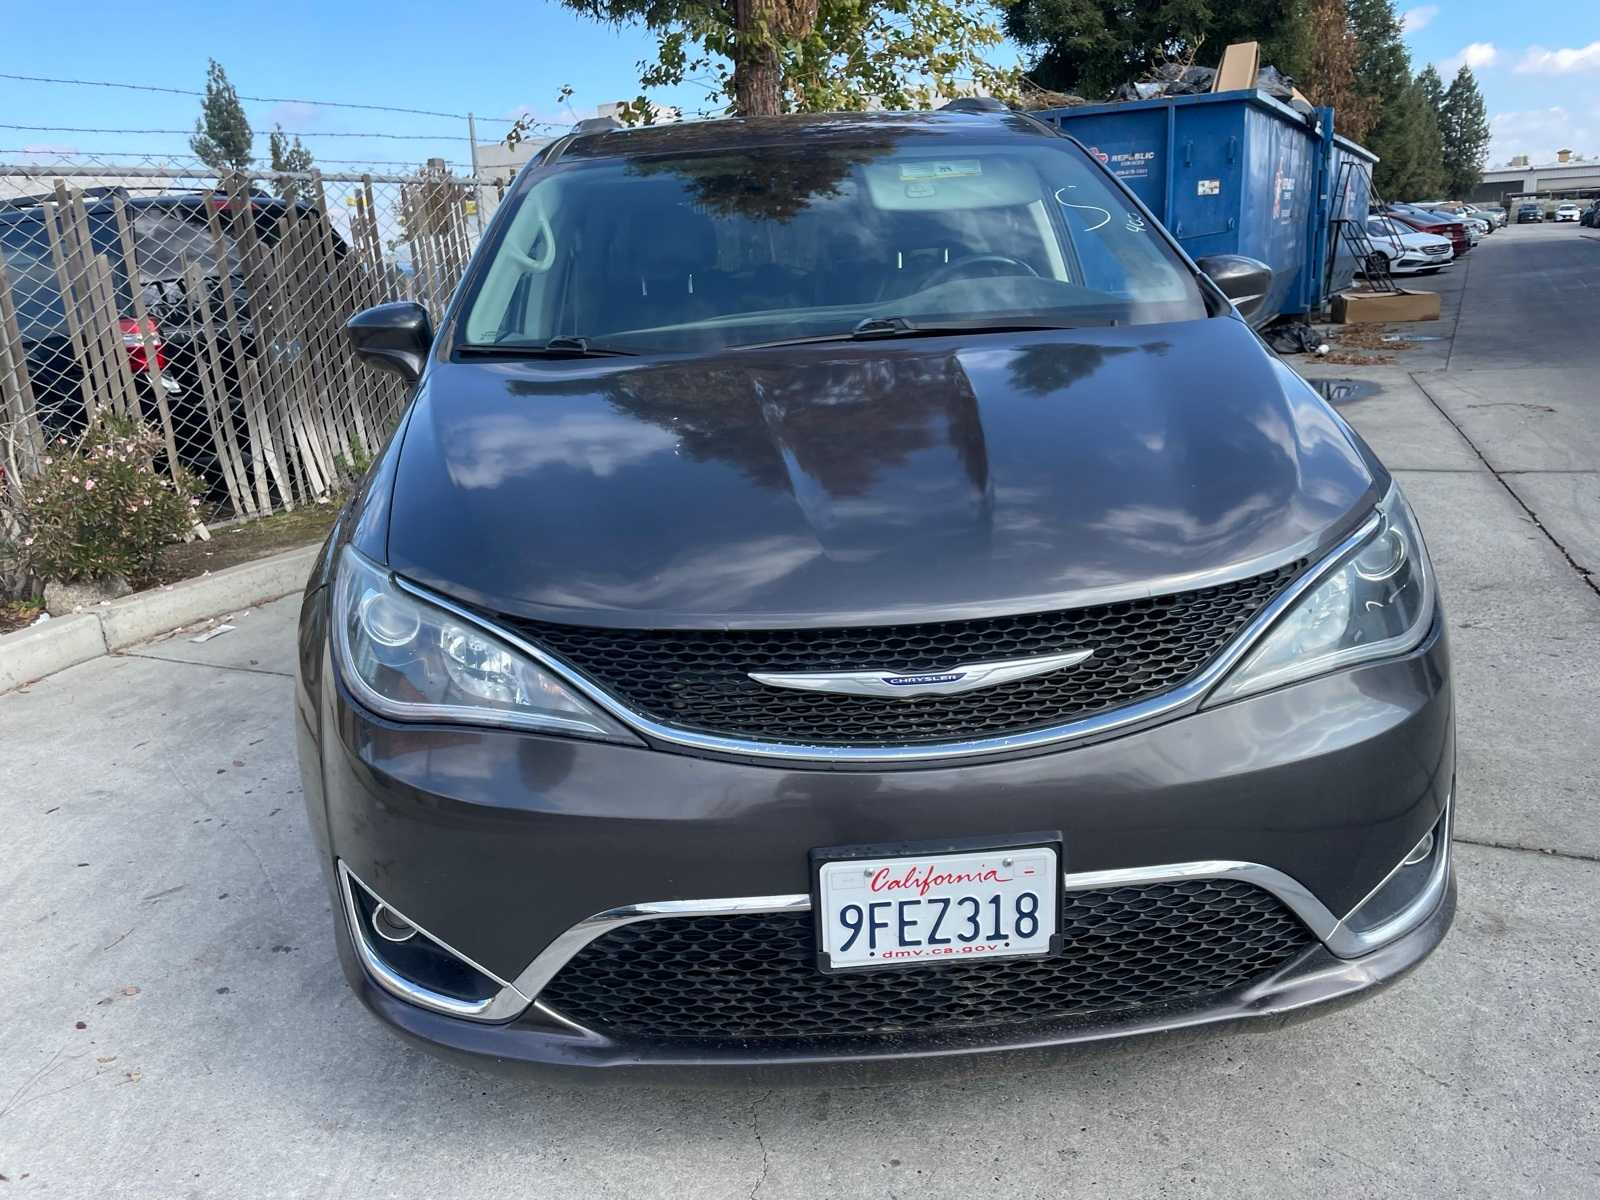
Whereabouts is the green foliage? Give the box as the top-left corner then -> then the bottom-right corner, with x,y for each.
1003,0 -> 1309,99
1416,62 -> 1444,112
332,436 -> 374,492
269,125 -> 315,203
189,59 -> 254,176
553,0 -> 1021,117
1370,75 -> 1446,200
19,418 -> 199,584
1439,66 -> 1490,198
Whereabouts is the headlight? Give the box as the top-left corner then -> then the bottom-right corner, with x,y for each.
1209,483 -> 1436,703
332,545 -> 637,743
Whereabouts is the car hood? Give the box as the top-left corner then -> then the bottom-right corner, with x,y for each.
385,317 -> 1379,628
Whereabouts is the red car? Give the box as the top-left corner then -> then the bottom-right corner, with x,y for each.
1381,205 -> 1472,257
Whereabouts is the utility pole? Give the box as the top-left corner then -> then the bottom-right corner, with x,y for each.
466,112 -> 485,237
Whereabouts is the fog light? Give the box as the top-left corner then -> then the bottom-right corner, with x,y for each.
371,903 -> 418,943
338,862 -> 530,1021
1402,831 -> 1434,867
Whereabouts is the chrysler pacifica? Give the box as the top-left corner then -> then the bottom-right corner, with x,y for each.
294,110 -> 1455,1075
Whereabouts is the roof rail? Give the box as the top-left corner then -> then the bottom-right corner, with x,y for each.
941,97 -> 1012,114
0,184 -> 132,210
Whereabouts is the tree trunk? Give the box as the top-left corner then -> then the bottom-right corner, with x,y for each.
733,47 -> 783,116
732,0 -> 785,116
730,0 -> 818,116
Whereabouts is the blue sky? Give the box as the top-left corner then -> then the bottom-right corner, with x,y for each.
1,0 -> 1594,171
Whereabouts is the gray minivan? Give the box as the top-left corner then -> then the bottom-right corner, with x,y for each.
295,110 -> 1454,1076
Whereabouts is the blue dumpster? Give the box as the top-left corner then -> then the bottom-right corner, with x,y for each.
1030,90 -> 1375,325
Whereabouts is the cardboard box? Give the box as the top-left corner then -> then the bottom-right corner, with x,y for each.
1331,289 -> 1442,324
1212,42 -> 1261,93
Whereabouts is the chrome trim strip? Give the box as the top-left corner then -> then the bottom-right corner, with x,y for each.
1326,788 -> 1454,958
749,649 -> 1096,700
338,862 -> 533,1023
509,893 -> 811,1001
508,837 -> 1450,1009
393,513 -> 1381,765
1053,860 -> 1342,943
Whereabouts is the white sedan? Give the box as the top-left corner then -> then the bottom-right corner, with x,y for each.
1362,216 -> 1454,275
1555,203 -> 1581,222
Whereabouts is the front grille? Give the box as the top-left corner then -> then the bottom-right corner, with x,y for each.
538,880 -> 1316,1041
502,563 -> 1303,746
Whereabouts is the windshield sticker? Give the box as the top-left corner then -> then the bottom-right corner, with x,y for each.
1053,187 -> 1111,231
898,160 -> 983,182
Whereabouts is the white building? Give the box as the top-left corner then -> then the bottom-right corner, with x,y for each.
1472,152 -> 1600,206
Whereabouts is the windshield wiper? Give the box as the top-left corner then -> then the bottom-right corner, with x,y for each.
741,315 -> 1119,350
459,336 -> 637,358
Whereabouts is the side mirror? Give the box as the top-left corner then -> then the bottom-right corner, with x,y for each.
345,302 -> 433,384
1195,255 -> 1274,321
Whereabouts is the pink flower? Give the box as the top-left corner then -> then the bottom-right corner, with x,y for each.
84,479 -> 96,491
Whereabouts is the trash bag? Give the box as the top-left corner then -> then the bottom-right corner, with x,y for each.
1253,65 -> 1298,100
1106,61 -> 1301,104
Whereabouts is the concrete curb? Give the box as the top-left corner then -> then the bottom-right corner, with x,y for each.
0,541 -> 320,692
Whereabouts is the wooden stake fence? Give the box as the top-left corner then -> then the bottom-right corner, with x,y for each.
0,168 -> 476,520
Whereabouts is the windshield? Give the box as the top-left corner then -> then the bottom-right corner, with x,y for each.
460,132 -> 1208,353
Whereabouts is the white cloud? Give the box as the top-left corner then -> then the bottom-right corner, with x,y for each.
1401,5 -> 1440,34
1515,42 -> 1600,74
1487,105 -> 1600,166
1438,42 -> 1499,73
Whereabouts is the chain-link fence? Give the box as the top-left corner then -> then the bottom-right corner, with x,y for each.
0,153 -> 487,529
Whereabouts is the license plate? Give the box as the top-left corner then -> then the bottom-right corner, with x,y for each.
814,843 -> 1060,972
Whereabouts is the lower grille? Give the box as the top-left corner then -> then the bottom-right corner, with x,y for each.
501,562 -> 1304,747
538,880 -> 1316,1041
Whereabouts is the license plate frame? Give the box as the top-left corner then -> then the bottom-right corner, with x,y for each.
809,832 -> 1064,975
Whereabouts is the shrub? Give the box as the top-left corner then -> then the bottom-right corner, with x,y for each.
18,417 -> 198,584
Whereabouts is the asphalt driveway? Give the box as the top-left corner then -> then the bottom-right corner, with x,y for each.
2,221 -> 1596,1198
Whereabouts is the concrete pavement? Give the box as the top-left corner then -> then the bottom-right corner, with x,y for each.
2,223 -> 1597,1198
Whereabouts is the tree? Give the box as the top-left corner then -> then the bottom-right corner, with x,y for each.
1416,62 -> 1444,113
269,125 -> 315,202
1369,75 -> 1446,199
1439,65 -> 1490,198
1301,0 -> 1374,140
556,0 -> 1019,119
1002,0 -> 1309,100
189,59 -> 253,175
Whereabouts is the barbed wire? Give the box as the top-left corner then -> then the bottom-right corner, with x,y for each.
0,123 -> 520,141
0,70 -> 522,124
0,149 -> 473,168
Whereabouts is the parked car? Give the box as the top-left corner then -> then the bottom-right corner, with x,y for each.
1427,201 -> 1503,231
299,110 -> 1456,1076
1362,215 -> 1454,274
1554,203 -> 1581,223
1517,202 -> 1544,223
1581,202 -> 1600,228
0,188 -> 345,486
1381,202 -> 1472,256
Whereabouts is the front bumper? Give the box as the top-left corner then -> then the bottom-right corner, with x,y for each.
299,601 -> 1455,1075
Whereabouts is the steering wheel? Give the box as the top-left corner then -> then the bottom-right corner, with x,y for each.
922,254 -> 1040,289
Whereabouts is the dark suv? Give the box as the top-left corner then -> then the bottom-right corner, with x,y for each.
0,189 -> 341,481
297,111 -> 1454,1077
1516,202 -> 1544,224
